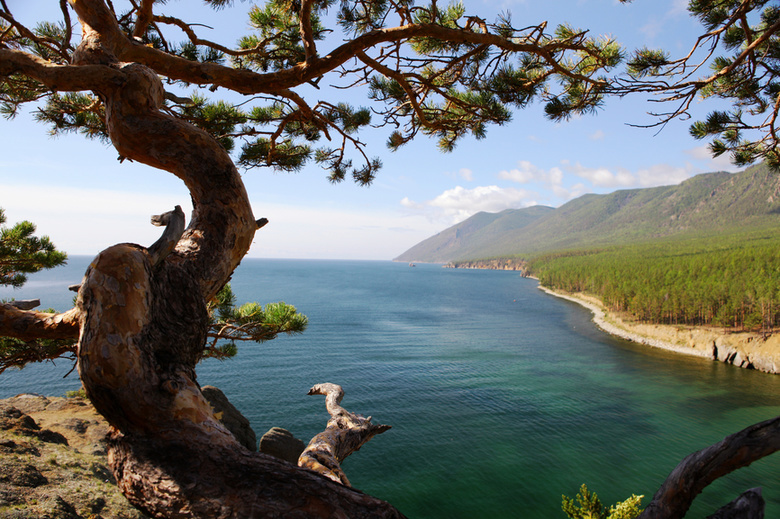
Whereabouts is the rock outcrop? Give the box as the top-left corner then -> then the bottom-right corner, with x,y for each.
258,426 -> 306,464
0,390 -> 268,518
201,385 -> 257,451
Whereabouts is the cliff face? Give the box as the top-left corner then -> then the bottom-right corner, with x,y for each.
623,320 -> 780,374
445,258 -> 529,272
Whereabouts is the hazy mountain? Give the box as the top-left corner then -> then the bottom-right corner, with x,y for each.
395,206 -> 555,263
395,162 -> 780,263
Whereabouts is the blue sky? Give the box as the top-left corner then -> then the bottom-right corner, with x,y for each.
0,0 -> 739,260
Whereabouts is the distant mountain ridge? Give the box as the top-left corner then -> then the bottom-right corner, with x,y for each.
394,163 -> 780,263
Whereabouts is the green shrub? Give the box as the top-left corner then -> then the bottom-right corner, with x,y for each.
562,484 -> 643,519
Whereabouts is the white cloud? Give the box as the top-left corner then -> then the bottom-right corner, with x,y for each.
567,182 -> 588,199
402,185 -> 535,224
564,161 -> 697,188
634,163 -> 697,187
499,166 -> 535,184
498,160 -> 564,186
567,163 -> 635,187
684,145 -> 742,172
498,160 -> 586,204
400,197 -> 423,210
459,168 -> 474,182
589,130 -> 605,141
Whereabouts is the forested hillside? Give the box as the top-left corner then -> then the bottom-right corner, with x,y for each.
395,163 -> 780,263
529,230 -> 780,331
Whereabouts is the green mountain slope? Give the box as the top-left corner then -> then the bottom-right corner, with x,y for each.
394,163 -> 780,263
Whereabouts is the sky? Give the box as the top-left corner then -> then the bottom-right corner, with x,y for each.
0,0 -> 741,261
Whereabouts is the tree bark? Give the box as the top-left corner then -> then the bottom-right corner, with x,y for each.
6,300 -> 40,310
0,303 -> 79,341
706,488 -> 764,519
51,2 -> 405,517
299,383 -> 392,487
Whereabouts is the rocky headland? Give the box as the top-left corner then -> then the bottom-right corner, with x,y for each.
444,258 -> 528,271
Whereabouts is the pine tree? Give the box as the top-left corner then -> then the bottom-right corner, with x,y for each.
619,0 -> 780,168
0,208 -> 66,288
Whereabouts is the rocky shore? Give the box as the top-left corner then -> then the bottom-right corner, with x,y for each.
0,390 -> 307,518
541,286 -> 780,375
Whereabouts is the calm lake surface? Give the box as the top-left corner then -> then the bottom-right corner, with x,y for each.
2,257 -> 780,518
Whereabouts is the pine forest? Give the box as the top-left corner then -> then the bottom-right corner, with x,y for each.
529,230 -> 780,332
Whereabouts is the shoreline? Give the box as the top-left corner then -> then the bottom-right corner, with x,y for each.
538,284 -> 780,375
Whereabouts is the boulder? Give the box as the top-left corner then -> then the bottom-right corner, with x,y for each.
259,427 -> 306,464
201,385 -> 257,451
707,487 -> 764,518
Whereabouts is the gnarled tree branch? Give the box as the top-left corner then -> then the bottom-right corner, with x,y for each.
299,383 -> 391,487
0,304 -> 79,342
639,415 -> 780,519
147,205 -> 185,267
131,0 -> 154,39
0,49 -> 124,93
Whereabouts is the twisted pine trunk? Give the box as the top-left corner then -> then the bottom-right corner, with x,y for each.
64,3 -> 404,517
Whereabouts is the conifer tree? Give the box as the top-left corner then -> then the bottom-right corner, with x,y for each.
0,207 -> 73,374
0,207 -> 66,288
618,0 -> 780,168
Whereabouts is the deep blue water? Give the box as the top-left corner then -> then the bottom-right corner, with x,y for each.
2,257 -> 780,518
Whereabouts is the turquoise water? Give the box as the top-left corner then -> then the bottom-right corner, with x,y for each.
2,257 -> 780,518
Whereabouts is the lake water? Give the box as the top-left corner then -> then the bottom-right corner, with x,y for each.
2,257 -> 780,518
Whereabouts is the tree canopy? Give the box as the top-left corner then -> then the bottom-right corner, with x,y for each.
0,0 -> 779,517
1,1 -> 777,176
618,0 -> 780,168
0,0 -> 629,186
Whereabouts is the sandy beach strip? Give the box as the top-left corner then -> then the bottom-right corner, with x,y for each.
538,285 -> 713,359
